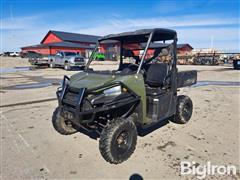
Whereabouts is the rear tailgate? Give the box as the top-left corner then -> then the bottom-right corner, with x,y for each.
177,70 -> 197,88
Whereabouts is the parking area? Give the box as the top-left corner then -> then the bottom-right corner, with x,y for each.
0,57 -> 239,179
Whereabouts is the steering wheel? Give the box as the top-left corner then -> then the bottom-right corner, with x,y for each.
128,64 -> 139,70
121,64 -> 139,74
130,63 -> 148,77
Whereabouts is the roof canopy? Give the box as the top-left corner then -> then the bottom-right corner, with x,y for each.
99,28 -> 177,43
140,43 -> 193,50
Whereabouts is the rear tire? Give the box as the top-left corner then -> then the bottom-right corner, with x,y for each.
79,66 -> 85,70
171,95 -> 193,124
52,107 -> 77,135
64,63 -> 71,70
99,117 -> 137,164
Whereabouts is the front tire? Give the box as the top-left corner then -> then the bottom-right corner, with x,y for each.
52,107 -> 77,135
99,117 -> 137,164
49,61 -> 55,68
172,95 -> 193,124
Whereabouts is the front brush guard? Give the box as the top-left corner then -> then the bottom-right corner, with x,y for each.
56,76 -> 140,128
57,75 -> 86,125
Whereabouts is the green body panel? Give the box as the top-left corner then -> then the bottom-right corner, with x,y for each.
69,72 -> 115,89
112,74 -> 147,124
69,72 -> 148,124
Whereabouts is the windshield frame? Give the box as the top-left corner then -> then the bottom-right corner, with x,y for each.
84,42 -> 99,71
84,36 -> 154,74
136,31 -> 154,74
84,30 -> 177,74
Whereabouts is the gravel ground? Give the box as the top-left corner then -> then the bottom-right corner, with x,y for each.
0,57 -> 239,179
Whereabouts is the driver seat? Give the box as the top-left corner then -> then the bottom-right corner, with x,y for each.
145,63 -> 169,96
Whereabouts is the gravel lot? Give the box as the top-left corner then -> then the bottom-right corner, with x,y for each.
0,57 -> 239,179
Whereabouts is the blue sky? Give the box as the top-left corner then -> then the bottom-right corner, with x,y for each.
1,0 -> 239,52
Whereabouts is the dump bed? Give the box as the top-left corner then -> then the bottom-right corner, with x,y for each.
177,70 -> 197,88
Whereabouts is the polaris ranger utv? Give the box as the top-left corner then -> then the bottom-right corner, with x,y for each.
52,28 -> 197,164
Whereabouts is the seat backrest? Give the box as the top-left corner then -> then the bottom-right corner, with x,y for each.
145,63 -> 168,87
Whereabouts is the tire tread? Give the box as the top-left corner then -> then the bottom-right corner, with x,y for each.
52,107 -> 77,135
99,117 -> 137,164
172,95 -> 193,124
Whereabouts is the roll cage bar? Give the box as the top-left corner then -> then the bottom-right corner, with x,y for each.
85,28 -> 178,74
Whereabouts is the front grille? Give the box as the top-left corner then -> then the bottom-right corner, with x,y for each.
63,91 -> 79,106
74,58 -> 84,62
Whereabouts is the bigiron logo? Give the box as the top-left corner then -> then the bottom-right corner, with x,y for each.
180,161 -> 237,179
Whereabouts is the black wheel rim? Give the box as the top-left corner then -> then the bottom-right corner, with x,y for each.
113,130 -> 132,155
61,117 -> 74,130
65,120 -> 73,127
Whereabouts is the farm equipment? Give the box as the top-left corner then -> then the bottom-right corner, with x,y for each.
233,54 -> 240,70
192,52 -> 220,65
27,51 -> 50,66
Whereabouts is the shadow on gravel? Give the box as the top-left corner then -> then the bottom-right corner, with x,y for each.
129,173 -> 143,180
76,127 -> 100,140
1,74 -> 62,90
211,67 -> 236,72
15,82 -> 61,89
0,67 -> 31,74
49,66 -> 84,71
73,119 -> 170,140
137,119 -> 169,137
0,66 -> 83,74
193,81 -> 240,87
196,67 -> 235,72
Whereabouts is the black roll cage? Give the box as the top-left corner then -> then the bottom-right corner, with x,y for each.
85,28 -> 178,74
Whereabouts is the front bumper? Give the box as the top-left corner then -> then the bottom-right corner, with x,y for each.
69,60 -> 85,66
56,76 -> 140,127
69,63 -> 85,67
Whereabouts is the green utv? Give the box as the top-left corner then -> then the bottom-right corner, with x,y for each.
93,52 -> 105,61
52,28 -> 197,164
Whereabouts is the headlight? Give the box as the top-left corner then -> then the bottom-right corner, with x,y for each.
103,86 -> 121,96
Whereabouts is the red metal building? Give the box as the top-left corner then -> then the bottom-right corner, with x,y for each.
131,43 -> 193,57
177,44 -> 193,54
21,30 -> 101,57
21,30 -> 193,60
